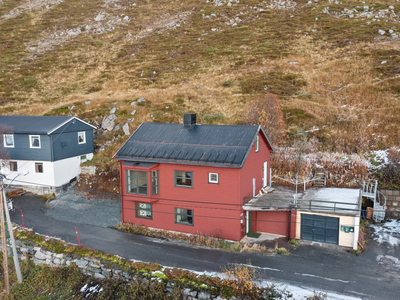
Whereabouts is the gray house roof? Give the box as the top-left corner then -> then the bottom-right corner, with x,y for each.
114,122 -> 274,168
0,116 -> 95,135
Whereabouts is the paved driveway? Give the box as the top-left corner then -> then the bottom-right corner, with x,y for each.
9,194 -> 400,300
46,189 -> 121,227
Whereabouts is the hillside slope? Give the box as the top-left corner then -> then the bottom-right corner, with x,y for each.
1,0 -> 399,163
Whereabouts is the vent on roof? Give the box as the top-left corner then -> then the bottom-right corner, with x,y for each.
184,114 -> 196,129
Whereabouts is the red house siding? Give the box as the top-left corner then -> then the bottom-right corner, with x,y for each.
119,131 -> 274,241
253,210 -> 297,238
121,162 -> 245,241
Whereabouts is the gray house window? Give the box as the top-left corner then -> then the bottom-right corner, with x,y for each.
78,132 -> 86,144
9,161 -> 17,172
175,208 -> 193,226
29,135 -> 41,148
136,203 -> 152,219
3,134 -> 14,148
127,170 -> 148,195
175,171 -> 193,188
35,163 -> 43,173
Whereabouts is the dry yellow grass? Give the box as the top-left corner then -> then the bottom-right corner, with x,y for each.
1,0 -> 399,166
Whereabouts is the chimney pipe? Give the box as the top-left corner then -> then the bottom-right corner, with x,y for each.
184,114 -> 196,129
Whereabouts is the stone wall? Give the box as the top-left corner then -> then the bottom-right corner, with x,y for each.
381,189 -> 400,219
11,239 -> 229,300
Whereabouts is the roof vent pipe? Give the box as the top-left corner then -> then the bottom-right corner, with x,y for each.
184,114 -> 196,129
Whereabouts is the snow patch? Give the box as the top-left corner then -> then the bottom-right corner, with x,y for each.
371,220 -> 400,247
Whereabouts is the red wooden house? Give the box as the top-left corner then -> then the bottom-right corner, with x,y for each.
113,114 -> 275,241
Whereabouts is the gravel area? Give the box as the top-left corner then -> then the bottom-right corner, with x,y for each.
46,189 -> 121,227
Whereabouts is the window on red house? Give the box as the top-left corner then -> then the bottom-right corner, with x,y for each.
127,170 -> 148,195
175,208 -> 193,226
136,202 -> 152,219
175,171 -> 193,188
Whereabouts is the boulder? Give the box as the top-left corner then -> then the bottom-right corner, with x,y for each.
101,114 -> 117,131
123,123 -> 130,135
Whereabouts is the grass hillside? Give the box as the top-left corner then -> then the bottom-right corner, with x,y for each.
1,0 -> 399,167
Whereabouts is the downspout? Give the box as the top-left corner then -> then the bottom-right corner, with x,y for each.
119,160 -> 124,223
353,190 -> 362,250
288,209 -> 291,240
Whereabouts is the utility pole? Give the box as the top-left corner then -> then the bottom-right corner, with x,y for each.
2,188 -> 22,283
0,184 -> 9,295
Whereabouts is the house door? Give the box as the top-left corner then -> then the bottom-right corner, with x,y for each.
300,214 -> 339,245
263,161 -> 268,187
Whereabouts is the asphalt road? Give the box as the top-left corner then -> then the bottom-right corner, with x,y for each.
10,194 -> 400,300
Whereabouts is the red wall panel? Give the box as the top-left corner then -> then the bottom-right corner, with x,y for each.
120,130 -> 274,241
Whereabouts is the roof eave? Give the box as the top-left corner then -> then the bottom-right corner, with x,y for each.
47,116 -> 96,135
114,156 -> 242,168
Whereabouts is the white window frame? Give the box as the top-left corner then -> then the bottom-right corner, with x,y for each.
208,173 -> 219,184
255,135 -> 259,153
29,135 -> 41,148
3,134 -> 14,148
78,131 -> 86,144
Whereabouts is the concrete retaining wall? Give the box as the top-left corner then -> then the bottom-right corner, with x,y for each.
10,239 -> 231,300
381,189 -> 400,219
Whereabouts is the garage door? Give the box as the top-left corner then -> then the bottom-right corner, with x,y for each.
301,214 -> 339,245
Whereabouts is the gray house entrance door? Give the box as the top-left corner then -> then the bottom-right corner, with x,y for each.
300,214 -> 339,245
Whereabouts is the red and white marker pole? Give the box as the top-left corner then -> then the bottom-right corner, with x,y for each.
74,226 -> 81,246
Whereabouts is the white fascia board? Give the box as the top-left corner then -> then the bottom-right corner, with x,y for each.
47,117 -> 96,135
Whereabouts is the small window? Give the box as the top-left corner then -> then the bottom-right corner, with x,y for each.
136,203 -> 152,219
151,170 -> 159,195
175,171 -> 193,188
78,132 -> 86,144
127,170 -> 148,195
175,208 -> 193,226
9,161 -> 18,172
3,134 -> 14,148
209,173 -> 219,184
255,135 -> 259,152
30,135 -> 41,148
35,163 -> 43,173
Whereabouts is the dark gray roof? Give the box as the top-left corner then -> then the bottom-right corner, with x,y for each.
0,116 -> 94,134
114,123 -> 273,168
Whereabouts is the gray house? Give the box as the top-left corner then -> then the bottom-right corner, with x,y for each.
0,116 -> 95,194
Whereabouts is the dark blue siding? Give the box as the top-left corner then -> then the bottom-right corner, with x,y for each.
6,134 -> 52,161
51,130 -> 94,161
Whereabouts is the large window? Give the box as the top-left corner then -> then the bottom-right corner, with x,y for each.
151,170 -> 159,195
78,132 -> 86,144
127,170 -> 148,195
174,171 -> 193,188
175,208 -> 193,226
9,161 -> 17,172
136,203 -> 152,219
29,135 -> 41,148
3,134 -> 14,148
35,163 -> 43,173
